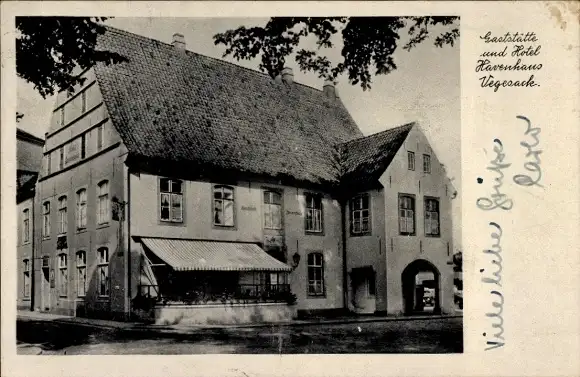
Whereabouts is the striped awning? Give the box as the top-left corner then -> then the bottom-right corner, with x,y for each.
140,238 -> 291,272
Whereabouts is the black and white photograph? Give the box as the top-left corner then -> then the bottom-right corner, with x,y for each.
14,16 -> 462,355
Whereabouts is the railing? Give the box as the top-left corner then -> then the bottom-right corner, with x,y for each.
137,284 -> 292,306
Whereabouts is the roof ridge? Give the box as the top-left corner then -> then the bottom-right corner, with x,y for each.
101,24 -> 326,94
339,122 -> 415,147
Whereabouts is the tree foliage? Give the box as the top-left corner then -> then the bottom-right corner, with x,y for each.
16,17 -> 127,98
214,17 -> 459,90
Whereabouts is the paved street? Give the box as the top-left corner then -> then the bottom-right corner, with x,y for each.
17,316 -> 462,354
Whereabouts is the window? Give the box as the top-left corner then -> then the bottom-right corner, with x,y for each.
23,259 -> 31,298
42,201 -> 51,238
97,181 -> 109,224
408,151 -> 415,171
97,248 -> 109,297
76,189 -> 87,229
81,134 -> 86,159
59,146 -> 65,169
399,194 -> 415,235
59,107 -> 65,126
423,154 -> 431,173
263,190 -> 282,229
76,251 -> 87,297
58,196 -> 67,234
97,124 -> 104,151
22,209 -> 30,243
159,178 -> 183,222
425,198 -> 440,237
307,253 -> 325,296
350,194 -> 370,235
46,153 -> 52,175
58,253 -> 68,297
81,91 -> 87,113
213,185 -> 234,227
305,193 -> 323,233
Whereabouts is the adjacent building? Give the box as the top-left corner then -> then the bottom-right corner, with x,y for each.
16,128 -> 45,311
17,27 -> 456,324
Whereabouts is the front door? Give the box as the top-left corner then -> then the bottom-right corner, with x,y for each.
351,267 -> 376,314
41,267 -> 51,311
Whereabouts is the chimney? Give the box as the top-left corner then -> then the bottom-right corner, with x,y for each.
171,33 -> 186,50
281,67 -> 294,85
323,79 -> 336,99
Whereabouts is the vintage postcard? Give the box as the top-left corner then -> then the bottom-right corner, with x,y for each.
1,1 -> 578,376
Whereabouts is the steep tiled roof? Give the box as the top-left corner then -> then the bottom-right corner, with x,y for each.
17,128 -> 44,173
338,123 -> 414,188
17,170 -> 38,203
94,26 -> 364,186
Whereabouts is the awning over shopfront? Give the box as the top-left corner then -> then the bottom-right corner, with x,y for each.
140,238 -> 292,272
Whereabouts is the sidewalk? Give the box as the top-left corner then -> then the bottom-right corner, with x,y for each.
17,309 -> 462,333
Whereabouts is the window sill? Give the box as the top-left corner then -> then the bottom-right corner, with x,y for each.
42,236 -> 51,241
305,230 -> 324,236
97,296 -> 110,301
76,228 -> 87,234
350,232 -> 371,238
213,224 -> 237,230
22,297 -> 31,301
425,234 -> 441,238
399,233 -> 416,237
159,220 -> 185,227
21,241 -> 31,246
96,222 -> 110,229
59,295 -> 68,298
307,294 -> 327,299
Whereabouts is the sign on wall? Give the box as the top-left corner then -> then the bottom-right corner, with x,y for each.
65,138 -> 81,164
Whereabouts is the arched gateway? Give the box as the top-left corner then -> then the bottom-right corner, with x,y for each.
401,259 -> 441,315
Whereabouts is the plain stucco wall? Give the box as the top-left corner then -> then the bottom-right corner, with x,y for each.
379,126 -> 455,314
34,70 -> 128,318
129,174 -> 344,311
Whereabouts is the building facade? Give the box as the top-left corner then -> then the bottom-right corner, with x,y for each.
18,27 -> 456,324
16,128 -> 45,311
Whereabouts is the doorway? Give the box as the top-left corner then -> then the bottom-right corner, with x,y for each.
401,259 -> 441,315
351,266 -> 376,314
41,256 -> 51,311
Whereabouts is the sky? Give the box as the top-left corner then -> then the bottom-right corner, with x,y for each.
16,17 -> 461,248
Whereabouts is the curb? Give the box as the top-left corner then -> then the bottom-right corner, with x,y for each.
19,313 -> 462,333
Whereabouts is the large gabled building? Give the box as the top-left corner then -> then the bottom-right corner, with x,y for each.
20,26 -> 456,324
